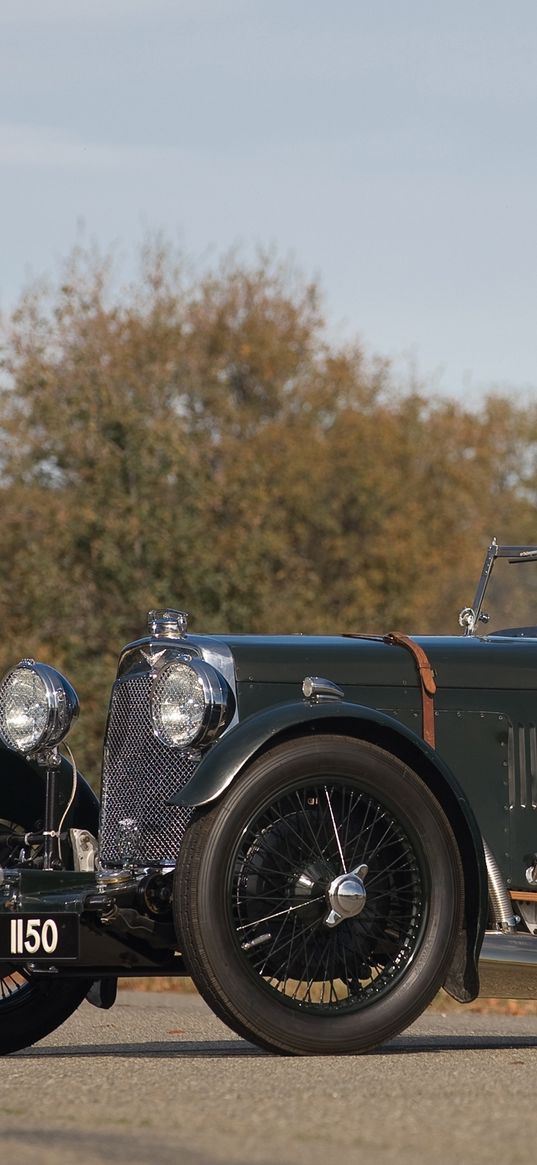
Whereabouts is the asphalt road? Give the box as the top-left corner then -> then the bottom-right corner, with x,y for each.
1,990 -> 536,1165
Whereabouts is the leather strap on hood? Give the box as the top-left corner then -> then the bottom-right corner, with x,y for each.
383,632 -> 437,748
343,631 -> 437,749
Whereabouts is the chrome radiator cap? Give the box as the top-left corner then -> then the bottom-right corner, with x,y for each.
147,610 -> 189,638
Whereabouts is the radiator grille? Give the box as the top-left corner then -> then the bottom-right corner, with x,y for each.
99,673 -> 197,866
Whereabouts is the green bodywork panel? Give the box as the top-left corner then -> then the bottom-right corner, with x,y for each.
188,631 -> 537,889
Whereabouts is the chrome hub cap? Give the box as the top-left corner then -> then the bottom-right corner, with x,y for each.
325,863 -> 368,928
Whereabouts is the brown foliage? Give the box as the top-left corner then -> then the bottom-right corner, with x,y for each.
0,241 -> 535,783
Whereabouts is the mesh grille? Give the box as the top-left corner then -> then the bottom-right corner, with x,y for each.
99,673 -> 197,866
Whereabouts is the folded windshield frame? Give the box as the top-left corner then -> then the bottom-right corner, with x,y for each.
459,539 -> 537,636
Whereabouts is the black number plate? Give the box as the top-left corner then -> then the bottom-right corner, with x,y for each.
0,913 -> 79,960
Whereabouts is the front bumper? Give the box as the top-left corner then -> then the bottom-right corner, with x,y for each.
0,868 -> 186,977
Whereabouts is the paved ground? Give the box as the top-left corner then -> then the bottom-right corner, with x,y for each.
1,990 -> 536,1164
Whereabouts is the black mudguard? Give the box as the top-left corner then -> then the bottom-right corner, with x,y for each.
0,747 -> 99,836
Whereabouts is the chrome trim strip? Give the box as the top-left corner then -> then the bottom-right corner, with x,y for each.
530,725 -> 537,809
193,637 -> 239,732
519,725 -> 527,808
508,724 -> 515,808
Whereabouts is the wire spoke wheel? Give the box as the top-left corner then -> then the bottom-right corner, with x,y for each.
0,815 -> 92,1054
231,781 -> 424,1011
175,736 -> 463,1055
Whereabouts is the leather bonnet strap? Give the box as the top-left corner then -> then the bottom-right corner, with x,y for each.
343,631 -> 437,749
383,632 -> 437,749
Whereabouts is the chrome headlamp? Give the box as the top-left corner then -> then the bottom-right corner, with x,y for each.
150,658 -> 233,749
0,659 -> 79,755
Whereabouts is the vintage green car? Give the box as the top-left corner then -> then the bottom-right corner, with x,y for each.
1,539 -> 537,1055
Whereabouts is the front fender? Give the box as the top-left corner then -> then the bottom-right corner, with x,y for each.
0,747 -> 99,835
171,699 -> 465,811
171,699 -> 488,1003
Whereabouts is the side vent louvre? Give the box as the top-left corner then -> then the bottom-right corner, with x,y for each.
508,724 -> 537,810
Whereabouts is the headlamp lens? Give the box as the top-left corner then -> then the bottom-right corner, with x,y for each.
0,668 -> 49,752
151,658 -> 232,749
0,661 -> 78,755
151,662 -> 206,748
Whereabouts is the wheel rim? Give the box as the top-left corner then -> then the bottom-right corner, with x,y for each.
227,778 -> 427,1012
0,968 -> 32,1004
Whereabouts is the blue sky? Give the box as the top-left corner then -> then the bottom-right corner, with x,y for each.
1,0 -> 536,400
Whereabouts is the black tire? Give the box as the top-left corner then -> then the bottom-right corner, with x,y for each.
174,736 -> 464,1055
0,972 -> 93,1056
0,806 -> 93,1055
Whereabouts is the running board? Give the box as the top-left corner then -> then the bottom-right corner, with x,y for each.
478,930 -> 537,998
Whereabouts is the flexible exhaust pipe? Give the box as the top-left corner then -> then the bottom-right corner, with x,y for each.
483,839 -> 517,933
476,840 -> 537,997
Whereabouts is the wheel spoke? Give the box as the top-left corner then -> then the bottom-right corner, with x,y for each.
230,775 -> 425,1014
324,786 -> 347,873
365,853 -> 418,889
236,895 -> 325,932
291,791 -> 332,867
346,803 -> 387,869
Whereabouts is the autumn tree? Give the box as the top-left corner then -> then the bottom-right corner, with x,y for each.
0,240 -> 535,780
